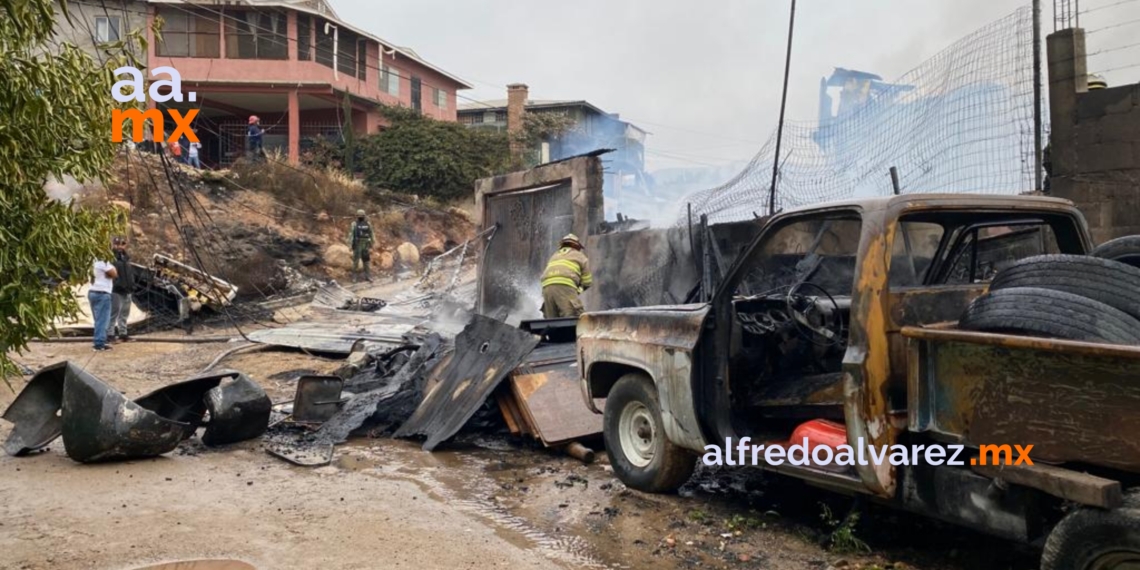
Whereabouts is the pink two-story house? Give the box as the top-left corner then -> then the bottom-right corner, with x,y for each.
61,0 -> 472,166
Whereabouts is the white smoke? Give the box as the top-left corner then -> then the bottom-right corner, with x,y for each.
44,175 -> 84,203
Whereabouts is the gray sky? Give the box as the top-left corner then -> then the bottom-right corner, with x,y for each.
333,0 -> 1139,173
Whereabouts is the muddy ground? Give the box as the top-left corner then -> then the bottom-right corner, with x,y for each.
2,298 -> 1043,570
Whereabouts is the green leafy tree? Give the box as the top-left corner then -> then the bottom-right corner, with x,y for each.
356,106 -> 510,201
0,1 -> 132,381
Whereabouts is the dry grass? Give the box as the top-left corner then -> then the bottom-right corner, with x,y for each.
227,156 -> 368,220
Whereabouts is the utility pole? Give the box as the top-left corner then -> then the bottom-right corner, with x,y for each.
768,0 -> 797,215
1033,0 -> 1044,192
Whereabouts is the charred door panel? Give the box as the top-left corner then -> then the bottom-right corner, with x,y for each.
479,182 -> 573,319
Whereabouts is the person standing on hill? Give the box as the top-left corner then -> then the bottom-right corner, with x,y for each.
348,209 -> 374,282
247,115 -> 264,161
89,250 -> 119,351
110,236 -> 135,341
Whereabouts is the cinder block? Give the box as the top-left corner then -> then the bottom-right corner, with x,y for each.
1094,117 -> 1140,144
1080,144 -> 1135,173
1077,86 -> 1136,120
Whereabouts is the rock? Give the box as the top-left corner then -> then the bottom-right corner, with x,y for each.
324,244 -> 353,270
420,237 -> 445,257
396,242 -> 420,267
377,251 -> 395,271
446,206 -> 472,223
316,211 -> 330,222
664,537 -> 676,548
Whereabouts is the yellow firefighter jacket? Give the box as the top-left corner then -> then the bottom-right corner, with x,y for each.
540,247 -> 593,292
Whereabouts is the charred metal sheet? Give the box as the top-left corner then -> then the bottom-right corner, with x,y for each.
201,372 -> 272,446
2,362 -> 68,456
266,442 -> 334,467
394,315 -> 539,450
510,364 -> 602,446
292,376 -> 344,423
906,326 -> 1140,472
61,371 -> 193,463
246,321 -> 413,354
315,334 -> 445,444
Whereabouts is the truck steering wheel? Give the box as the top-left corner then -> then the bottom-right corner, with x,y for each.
785,281 -> 842,346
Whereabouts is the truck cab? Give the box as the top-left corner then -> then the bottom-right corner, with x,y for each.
579,195 -> 1140,567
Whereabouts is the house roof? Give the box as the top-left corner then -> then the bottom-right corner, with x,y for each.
146,0 -> 473,90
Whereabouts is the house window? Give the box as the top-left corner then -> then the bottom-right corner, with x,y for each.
470,113 -> 483,124
297,14 -> 312,61
433,87 -> 448,109
380,65 -> 400,97
225,10 -> 287,60
155,8 -> 220,58
95,16 -> 121,43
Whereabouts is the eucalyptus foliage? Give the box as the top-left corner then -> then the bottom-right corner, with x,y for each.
0,1 -> 136,381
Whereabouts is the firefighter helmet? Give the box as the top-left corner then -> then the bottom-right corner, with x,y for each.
560,233 -> 582,249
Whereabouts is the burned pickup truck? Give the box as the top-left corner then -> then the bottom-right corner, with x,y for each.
579,194 -> 1140,569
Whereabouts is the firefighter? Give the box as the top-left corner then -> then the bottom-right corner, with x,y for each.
540,233 -> 593,319
348,209 -> 374,282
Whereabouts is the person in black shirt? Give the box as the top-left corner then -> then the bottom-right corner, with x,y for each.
110,236 -> 135,341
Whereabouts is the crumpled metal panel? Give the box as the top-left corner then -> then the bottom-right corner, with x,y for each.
61,371 -> 193,463
394,315 -> 539,450
2,362 -> 68,456
201,372 -> 272,446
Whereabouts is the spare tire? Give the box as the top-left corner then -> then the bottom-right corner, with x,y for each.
1091,235 -> 1140,268
989,254 -> 1140,320
959,287 -> 1140,344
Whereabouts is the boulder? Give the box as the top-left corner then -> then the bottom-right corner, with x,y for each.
396,242 -> 420,267
377,251 -> 395,271
420,238 -> 446,257
324,244 -> 353,270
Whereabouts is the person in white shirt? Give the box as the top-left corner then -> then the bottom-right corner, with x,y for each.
90,255 -> 118,351
187,141 -> 202,169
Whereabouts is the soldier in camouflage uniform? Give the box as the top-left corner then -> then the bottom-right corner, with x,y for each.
348,209 -> 374,282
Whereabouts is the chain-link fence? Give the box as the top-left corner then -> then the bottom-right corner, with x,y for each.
680,6 -> 1040,225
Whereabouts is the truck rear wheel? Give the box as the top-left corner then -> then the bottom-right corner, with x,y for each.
603,373 -> 696,493
1042,493 -> 1140,570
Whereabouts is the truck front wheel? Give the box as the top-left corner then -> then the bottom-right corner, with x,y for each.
1042,493 -> 1140,570
603,373 -> 696,493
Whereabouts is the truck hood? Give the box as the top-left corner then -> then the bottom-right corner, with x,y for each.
578,303 -> 711,349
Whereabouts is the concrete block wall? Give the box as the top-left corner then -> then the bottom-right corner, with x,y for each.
1047,29 -> 1140,244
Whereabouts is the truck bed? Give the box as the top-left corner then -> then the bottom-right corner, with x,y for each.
903,325 -> 1140,473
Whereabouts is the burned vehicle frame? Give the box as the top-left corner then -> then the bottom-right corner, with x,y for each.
578,194 -> 1140,564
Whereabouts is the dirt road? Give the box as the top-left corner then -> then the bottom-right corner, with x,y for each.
1,325 -> 1040,570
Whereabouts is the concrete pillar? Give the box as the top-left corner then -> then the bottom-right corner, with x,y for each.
288,89 -> 300,164
286,11 -> 298,61
218,7 -> 226,59
507,83 -> 528,165
1046,28 -> 1087,178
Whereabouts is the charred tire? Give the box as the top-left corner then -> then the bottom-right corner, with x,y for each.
959,287 -> 1140,344
603,373 -> 696,493
989,255 -> 1140,320
1041,492 -> 1140,570
1092,235 -> 1140,269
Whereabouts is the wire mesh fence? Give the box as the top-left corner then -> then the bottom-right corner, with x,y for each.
679,6 -> 1040,225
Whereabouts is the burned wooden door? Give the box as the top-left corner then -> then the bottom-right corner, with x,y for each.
478,182 -> 574,320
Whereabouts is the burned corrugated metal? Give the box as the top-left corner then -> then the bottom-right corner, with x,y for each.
508,342 -> 602,446
246,321 -> 413,354
394,315 -> 539,450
